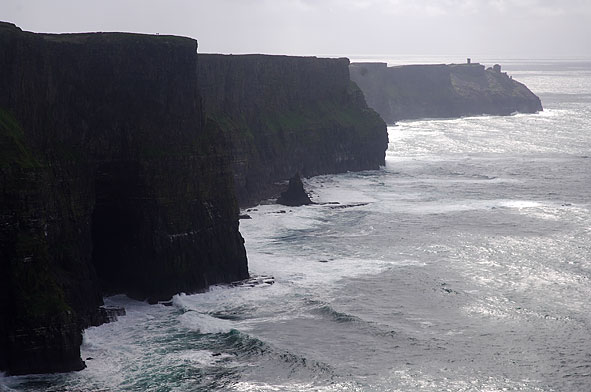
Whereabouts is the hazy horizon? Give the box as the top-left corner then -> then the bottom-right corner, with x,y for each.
2,0 -> 590,59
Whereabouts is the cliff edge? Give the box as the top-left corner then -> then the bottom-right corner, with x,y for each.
350,62 -> 543,123
0,22 -> 390,376
198,54 -> 388,206
0,22 -> 247,375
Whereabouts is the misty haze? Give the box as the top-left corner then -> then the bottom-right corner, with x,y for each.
1,1 -> 590,391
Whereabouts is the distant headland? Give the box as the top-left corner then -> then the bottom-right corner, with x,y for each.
350,60 -> 543,123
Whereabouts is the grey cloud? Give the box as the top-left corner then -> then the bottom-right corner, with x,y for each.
0,0 -> 589,56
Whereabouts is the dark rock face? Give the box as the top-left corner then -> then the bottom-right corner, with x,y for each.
0,23 -> 392,376
2,314 -> 86,375
198,54 -> 388,206
0,22 -> 247,375
277,173 -> 313,206
350,62 -> 543,124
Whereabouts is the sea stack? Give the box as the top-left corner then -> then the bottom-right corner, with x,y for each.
277,173 -> 313,206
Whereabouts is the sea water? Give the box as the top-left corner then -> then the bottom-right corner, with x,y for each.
2,58 -> 590,391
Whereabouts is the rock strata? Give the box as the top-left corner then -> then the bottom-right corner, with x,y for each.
1,23 -> 391,376
0,22 -> 247,375
198,54 -> 388,206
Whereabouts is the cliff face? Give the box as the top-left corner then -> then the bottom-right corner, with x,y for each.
0,23 -> 390,376
198,54 -> 388,206
0,22 -> 247,375
349,62 -> 543,124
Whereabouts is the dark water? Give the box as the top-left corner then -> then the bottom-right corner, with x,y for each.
2,59 -> 590,391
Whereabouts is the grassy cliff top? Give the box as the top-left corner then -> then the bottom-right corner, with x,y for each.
202,52 -> 350,64
41,31 -> 196,48
0,21 -> 197,50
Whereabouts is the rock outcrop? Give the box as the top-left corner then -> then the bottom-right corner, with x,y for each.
0,23 -> 391,376
198,54 -> 388,206
276,173 -> 313,206
0,22 -> 247,375
349,62 -> 543,123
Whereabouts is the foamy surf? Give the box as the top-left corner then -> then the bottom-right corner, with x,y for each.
5,58 -> 591,392
178,311 -> 235,334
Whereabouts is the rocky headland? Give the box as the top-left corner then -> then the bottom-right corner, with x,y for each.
0,23 -> 387,375
198,54 -> 388,206
0,22 -> 250,375
349,61 -> 543,123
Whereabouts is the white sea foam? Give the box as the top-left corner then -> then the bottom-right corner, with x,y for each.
377,368 -> 548,392
305,175 -> 379,205
499,200 -> 542,209
362,197 -> 558,216
0,377 -> 17,392
178,311 -> 234,334
172,350 -> 233,365
230,381 -> 359,392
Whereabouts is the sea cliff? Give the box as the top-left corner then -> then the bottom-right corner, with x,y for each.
0,23 -> 389,376
0,22 -> 248,375
198,54 -> 388,206
350,62 -> 543,123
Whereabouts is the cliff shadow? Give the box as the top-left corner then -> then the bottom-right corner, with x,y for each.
91,162 -> 146,298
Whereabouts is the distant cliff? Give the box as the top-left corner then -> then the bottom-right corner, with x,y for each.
0,22 -> 247,375
349,62 -> 543,123
198,54 -> 388,206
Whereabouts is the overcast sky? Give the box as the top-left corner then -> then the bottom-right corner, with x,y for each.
2,0 -> 590,58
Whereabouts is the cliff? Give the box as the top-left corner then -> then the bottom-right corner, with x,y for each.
349,62 -> 543,123
0,22 -> 247,375
0,22 -> 390,375
198,54 -> 388,206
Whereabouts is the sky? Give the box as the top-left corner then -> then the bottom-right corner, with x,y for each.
2,0 -> 590,58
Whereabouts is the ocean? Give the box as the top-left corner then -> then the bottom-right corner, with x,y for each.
2,58 -> 590,391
